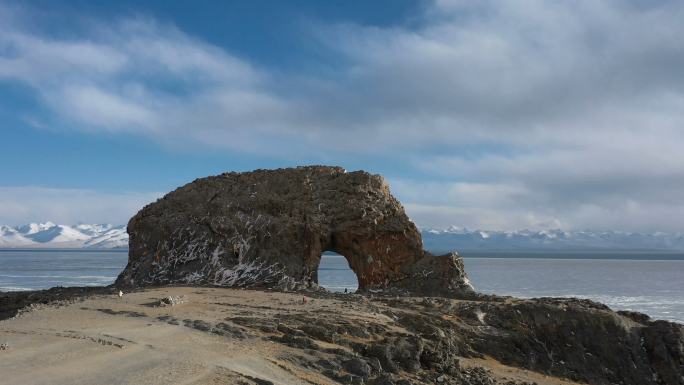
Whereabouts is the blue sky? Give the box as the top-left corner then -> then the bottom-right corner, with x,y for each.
2,0 -> 684,232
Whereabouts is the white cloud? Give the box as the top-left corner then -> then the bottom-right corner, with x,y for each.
54,85 -> 159,131
0,187 -> 161,226
2,1 -> 683,150
394,178 -> 684,233
1,1 -> 684,231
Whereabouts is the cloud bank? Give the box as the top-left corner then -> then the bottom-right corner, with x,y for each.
1,1 -> 684,231
0,187 -> 161,227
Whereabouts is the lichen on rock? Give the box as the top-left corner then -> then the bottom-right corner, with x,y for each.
115,166 -> 473,295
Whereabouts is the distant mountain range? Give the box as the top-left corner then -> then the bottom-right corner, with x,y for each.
0,222 -> 127,249
421,226 -> 684,253
3,222 -> 684,252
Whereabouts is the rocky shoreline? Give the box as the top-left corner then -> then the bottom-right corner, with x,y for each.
1,285 -> 682,385
0,285 -> 115,321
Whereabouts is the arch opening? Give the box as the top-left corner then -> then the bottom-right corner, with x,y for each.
316,251 -> 359,293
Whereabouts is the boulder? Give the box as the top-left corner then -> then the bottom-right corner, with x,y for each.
115,166 -> 472,296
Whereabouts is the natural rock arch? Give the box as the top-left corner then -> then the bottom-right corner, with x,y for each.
115,166 -> 472,296
315,251 -> 359,292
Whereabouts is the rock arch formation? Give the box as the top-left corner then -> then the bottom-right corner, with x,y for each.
115,166 -> 472,295
315,251 -> 359,291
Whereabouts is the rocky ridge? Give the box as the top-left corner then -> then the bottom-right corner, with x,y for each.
1,286 -> 682,385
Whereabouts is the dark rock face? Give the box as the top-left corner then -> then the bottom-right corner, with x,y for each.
221,293 -> 684,385
0,286 -> 115,321
458,297 -> 684,385
115,166 -> 472,294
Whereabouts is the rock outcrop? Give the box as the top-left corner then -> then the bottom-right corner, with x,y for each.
2,286 -> 682,385
115,166 -> 472,295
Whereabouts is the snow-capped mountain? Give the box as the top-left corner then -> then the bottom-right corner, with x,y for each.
421,227 -> 684,252
0,225 -> 35,247
0,222 -> 127,249
5,222 -> 684,252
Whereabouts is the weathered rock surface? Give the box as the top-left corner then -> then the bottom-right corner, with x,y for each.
157,295 -> 187,307
2,286 -> 683,384
115,166 -> 472,295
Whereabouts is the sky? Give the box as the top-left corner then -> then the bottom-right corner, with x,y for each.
1,0 -> 684,232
